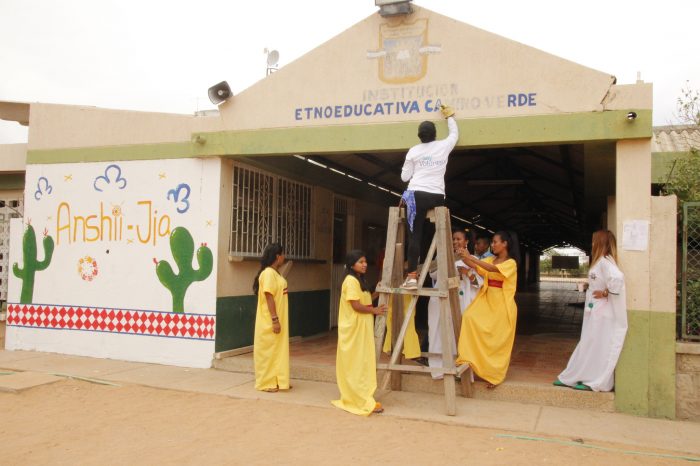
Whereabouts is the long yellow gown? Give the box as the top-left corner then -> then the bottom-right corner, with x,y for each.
456,257 -> 517,385
254,267 -> 290,391
332,275 -> 377,416
382,294 -> 421,359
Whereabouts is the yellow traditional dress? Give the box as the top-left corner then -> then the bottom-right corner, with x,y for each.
254,267 -> 290,391
456,257 -> 517,385
332,275 -> 377,416
383,294 -> 421,359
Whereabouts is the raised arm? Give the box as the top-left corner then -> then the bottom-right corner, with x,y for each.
457,250 -> 500,273
444,116 -> 459,147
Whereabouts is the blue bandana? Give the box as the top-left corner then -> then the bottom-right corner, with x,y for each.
402,190 -> 416,232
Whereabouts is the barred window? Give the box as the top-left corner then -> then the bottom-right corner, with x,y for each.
0,198 -> 24,303
230,164 -> 313,259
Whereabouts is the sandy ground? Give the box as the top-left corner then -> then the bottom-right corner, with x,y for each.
0,379 -> 690,466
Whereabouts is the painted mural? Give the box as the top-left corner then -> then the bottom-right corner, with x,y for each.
5,158 -> 221,368
13,224 -> 54,304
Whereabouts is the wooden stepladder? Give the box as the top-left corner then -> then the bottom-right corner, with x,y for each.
374,206 -> 473,416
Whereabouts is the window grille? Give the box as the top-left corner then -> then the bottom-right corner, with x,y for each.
0,198 -> 24,303
230,164 -> 313,259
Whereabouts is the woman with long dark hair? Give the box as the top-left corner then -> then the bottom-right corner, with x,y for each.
455,230 -> 519,388
332,250 -> 387,415
555,230 -> 627,391
252,243 -> 290,392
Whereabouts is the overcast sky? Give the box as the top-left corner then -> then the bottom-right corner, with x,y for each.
1,0 -> 697,144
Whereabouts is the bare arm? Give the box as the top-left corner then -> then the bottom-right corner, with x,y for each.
457,250 -> 500,273
265,292 -> 281,334
350,300 -> 387,316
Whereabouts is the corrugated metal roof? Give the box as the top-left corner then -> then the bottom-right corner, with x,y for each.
652,125 -> 700,153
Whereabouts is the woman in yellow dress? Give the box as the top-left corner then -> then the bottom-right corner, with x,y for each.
332,250 -> 387,415
456,231 -> 519,388
253,243 -> 290,392
383,294 -> 421,360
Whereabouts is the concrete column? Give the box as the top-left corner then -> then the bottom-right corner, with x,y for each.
614,139 -> 677,419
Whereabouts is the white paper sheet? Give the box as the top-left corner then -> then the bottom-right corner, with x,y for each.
622,220 -> 649,251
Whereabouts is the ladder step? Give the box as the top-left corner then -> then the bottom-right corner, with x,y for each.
377,363 -> 458,375
375,285 -> 447,298
375,284 -> 460,297
455,364 -> 471,376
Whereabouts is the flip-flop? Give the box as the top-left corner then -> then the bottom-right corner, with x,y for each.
372,402 -> 384,414
573,383 -> 592,391
553,379 -> 567,387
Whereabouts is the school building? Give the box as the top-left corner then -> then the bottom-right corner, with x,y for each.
0,5 -> 696,420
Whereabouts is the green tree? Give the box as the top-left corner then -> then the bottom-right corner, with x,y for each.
662,82 -> 700,202
676,81 -> 700,126
665,82 -> 700,338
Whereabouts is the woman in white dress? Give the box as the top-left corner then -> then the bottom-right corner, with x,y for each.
428,230 -> 482,379
555,230 -> 628,392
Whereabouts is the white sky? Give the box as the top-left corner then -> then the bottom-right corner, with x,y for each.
1,0 -> 697,144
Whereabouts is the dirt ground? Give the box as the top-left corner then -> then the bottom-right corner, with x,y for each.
0,379 -> 690,465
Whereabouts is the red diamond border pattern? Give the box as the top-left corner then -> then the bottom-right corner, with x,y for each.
6,304 -> 215,341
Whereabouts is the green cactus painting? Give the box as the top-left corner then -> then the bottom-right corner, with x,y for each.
155,227 -> 213,313
13,225 -> 55,304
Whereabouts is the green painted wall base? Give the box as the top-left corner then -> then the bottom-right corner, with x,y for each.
615,310 -> 676,418
215,290 -> 330,352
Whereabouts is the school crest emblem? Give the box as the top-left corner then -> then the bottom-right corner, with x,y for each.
367,18 -> 441,84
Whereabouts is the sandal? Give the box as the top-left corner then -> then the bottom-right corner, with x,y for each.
573,383 -> 592,391
372,402 -> 384,414
262,387 -> 279,393
486,383 -> 497,389
552,379 -> 567,387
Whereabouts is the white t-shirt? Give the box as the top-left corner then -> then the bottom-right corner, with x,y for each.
400,117 -> 459,195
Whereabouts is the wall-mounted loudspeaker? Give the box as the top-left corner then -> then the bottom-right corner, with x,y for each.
208,81 -> 232,105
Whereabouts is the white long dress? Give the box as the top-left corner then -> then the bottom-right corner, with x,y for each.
557,256 -> 628,391
428,260 -> 482,379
